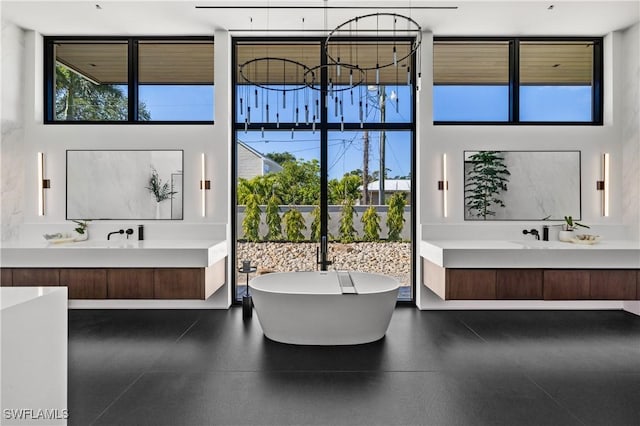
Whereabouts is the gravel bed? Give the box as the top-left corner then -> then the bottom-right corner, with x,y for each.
236,241 -> 411,286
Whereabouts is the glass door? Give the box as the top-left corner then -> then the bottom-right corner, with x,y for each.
233,38 -> 414,302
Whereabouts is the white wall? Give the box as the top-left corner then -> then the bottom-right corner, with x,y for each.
4,29 -> 232,243
1,20 -> 25,241
620,22 -> 640,241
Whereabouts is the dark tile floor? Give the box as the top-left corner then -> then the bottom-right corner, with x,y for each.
68,308 -> 640,426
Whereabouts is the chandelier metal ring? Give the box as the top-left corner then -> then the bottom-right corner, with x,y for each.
238,57 -> 316,91
324,12 -> 422,71
303,63 -> 366,92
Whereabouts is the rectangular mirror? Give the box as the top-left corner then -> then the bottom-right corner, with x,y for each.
67,150 -> 183,220
464,150 -> 581,221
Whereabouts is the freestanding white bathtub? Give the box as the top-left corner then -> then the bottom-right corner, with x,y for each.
249,271 -> 399,345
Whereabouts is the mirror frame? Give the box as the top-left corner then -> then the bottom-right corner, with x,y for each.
463,150 -> 582,221
66,149 -> 185,220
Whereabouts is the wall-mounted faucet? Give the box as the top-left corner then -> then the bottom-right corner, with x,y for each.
317,236 -> 333,270
125,228 -> 134,239
107,229 -> 124,240
522,228 -> 540,240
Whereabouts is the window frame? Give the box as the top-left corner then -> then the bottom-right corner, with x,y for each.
44,35 -> 215,124
433,36 -> 603,126
231,36 -> 417,305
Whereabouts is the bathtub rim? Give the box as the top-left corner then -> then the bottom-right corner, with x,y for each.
248,270 -> 400,295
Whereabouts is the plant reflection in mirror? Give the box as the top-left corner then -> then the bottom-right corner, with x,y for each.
464,151 -> 510,219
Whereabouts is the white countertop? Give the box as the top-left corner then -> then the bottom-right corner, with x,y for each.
421,239 -> 640,268
0,239 -> 227,268
1,286 -> 68,310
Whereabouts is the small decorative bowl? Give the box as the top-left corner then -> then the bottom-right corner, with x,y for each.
571,234 -> 600,245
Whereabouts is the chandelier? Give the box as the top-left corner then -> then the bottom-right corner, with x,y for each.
236,10 -> 422,133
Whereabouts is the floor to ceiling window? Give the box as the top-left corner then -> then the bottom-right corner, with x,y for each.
233,38 -> 416,302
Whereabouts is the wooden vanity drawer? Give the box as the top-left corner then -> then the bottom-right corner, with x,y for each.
589,270 -> 637,300
447,269 -> 496,300
107,269 -> 154,299
497,269 -> 543,299
543,270 -> 590,300
60,269 -> 107,299
1,268 -> 12,286
154,268 -> 204,299
12,268 -> 60,287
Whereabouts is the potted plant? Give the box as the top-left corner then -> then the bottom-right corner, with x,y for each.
71,219 -> 91,241
146,167 -> 177,219
559,215 -> 590,242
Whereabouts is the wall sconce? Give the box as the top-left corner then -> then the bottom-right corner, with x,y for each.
200,153 -> 211,217
596,153 -> 609,217
37,152 -> 50,216
437,153 -> 448,217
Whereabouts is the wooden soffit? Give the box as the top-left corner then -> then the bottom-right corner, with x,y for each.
434,41 -> 593,85
55,40 -> 214,85
236,41 -> 414,86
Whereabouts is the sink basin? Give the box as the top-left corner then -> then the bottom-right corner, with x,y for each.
510,240 -> 576,249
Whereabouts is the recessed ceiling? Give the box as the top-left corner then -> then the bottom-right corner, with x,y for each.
2,1 -> 639,36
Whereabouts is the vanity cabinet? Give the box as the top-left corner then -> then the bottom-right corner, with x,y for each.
0,266 -> 222,300
423,259 -> 639,301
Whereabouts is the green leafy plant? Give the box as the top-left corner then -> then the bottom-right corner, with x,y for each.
386,192 -> 406,241
361,206 -> 381,241
265,194 -> 283,241
242,193 -> 262,242
464,151 -> 510,219
283,208 -> 306,242
71,219 -> 90,235
146,167 -> 177,202
563,215 -> 590,231
339,198 -> 358,243
310,205 -> 322,242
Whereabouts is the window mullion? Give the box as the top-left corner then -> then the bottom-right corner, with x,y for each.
510,38 -> 520,123
128,38 -> 139,122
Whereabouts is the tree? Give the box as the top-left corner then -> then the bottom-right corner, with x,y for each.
265,152 -> 297,165
310,205 -> 322,242
265,194 -> 283,241
464,151 -> 510,219
277,159 -> 320,205
338,198 -> 358,243
361,206 -> 381,241
242,193 -> 261,242
283,208 -> 306,242
55,64 -> 151,120
328,174 -> 361,205
386,192 -> 406,241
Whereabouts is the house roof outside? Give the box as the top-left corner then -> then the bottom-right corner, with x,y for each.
360,179 -> 411,192
237,141 -> 283,173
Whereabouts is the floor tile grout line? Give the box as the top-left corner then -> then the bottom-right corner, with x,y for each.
174,318 -> 200,344
87,316 -> 201,425
525,374 -> 588,426
457,318 -> 488,343
88,371 -> 145,426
